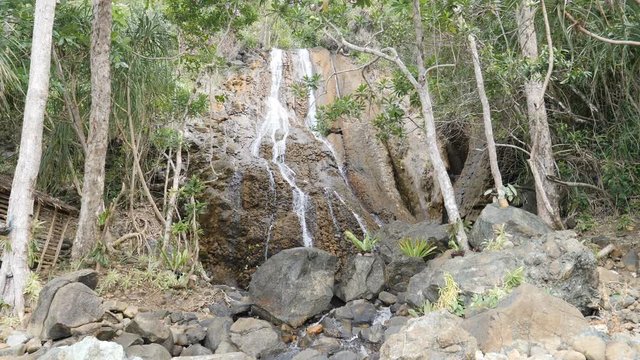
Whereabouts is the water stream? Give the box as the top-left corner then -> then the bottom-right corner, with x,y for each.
252,49 -> 313,247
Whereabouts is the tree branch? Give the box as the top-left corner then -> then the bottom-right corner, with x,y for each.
540,0 -> 554,101
565,11 -> 640,47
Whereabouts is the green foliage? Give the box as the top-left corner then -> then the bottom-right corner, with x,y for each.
470,266 -> 525,311
344,230 -> 378,253
24,272 -> 42,303
89,241 -> 109,268
407,300 -> 434,317
617,214 -> 635,232
575,213 -> 596,233
27,238 -> 40,269
160,247 -> 190,273
399,238 -> 437,258
314,94 -> 366,136
482,224 -> 512,251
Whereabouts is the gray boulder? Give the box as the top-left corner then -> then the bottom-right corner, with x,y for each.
41,282 -> 104,340
229,317 -> 284,358
463,284 -> 590,353
292,349 -> 329,360
182,344 -> 213,356
374,221 -> 448,263
379,311 -> 477,359
406,230 -> 599,313
335,254 -> 385,302
125,312 -> 173,350
39,336 -> 126,360
249,247 -> 338,327
385,257 -> 426,293
126,343 -> 172,360
203,316 -> 233,352
28,270 -> 101,340
469,203 -> 551,249
176,354 -> 255,360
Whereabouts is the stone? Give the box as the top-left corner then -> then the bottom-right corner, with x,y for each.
37,282 -> 105,340
384,316 -> 409,341
229,317 -> 284,358
126,343 -> 172,360
469,203 -> 552,249
175,353 -> 255,360
28,269 -> 101,339
39,336 -> 125,360
359,323 -> 384,343
335,254 -> 385,302
463,284 -> 589,353
125,312 -> 173,349
113,332 -> 143,348
605,341 -> 637,360
203,316 -> 233,352
182,344 -> 214,356
208,286 -> 252,317
333,300 -> 377,326
306,324 -> 323,335
555,350 -> 586,360
407,231 -> 599,313
379,311 -> 477,359
378,291 -> 397,305
249,247 -> 338,327
572,335 -> 606,360
292,349 -> 329,360
123,305 -> 138,319
320,317 -> 352,339
310,335 -> 342,355
622,249 -> 639,272
375,220 -> 449,263
0,344 -> 25,357
25,337 -> 42,353
384,257 -> 426,293
214,341 -> 239,354
6,331 -> 29,346
329,350 -> 358,360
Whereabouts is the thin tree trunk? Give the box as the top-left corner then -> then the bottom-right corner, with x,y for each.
468,33 -> 508,208
411,0 -> 469,251
73,0 -> 112,260
516,2 -> 563,229
0,0 -> 56,317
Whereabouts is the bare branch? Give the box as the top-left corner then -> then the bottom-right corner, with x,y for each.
540,0 -> 554,101
565,11 -> 640,47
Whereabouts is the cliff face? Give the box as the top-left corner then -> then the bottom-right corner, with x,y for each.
186,48 -> 451,286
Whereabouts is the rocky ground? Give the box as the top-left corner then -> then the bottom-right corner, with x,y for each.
1,204 -> 639,360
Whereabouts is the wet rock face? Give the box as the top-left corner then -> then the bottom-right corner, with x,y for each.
188,49 -> 449,287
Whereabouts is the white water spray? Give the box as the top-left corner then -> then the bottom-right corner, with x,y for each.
252,49 -> 313,247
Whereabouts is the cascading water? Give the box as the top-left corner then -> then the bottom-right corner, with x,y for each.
294,49 -> 373,235
252,49 -> 313,247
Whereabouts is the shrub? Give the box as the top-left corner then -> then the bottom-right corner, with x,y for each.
344,230 -> 378,253
399,238 -> 438,258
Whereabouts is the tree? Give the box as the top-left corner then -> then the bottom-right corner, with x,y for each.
0,0 -> 57,317
324,0 -> 470,251
516,0 -> 563,228
460,12 -> 508,208
72,0 -> 112,260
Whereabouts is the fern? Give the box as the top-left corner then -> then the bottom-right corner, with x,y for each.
344,230 -> 378,253
399,238 -> 437,258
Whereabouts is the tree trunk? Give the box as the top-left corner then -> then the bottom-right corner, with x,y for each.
0,0 -> 57,317
468,33 -> 508,208
73,0 -> 112,260
516,2 -> 563,228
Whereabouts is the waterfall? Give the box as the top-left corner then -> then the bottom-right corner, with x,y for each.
252,49 -> 313,248
295,49 -> 373,236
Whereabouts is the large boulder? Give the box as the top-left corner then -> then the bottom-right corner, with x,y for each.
203,316 -> 233,352
374,221 -> 448,263
125,312 -> 173,350
28,270 -> 100,339
335,254 -> 385,302
384,257 -> 426,293
379,311 -> 478,359
406,230 -> 599,313
249,247 -> 338,327
33,282 -> 104,340
228,318 -> 284,358
126,343 -> 172,360
462,284 -> 590,352
469,204 -> 551,249
38,336 -> 126,360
